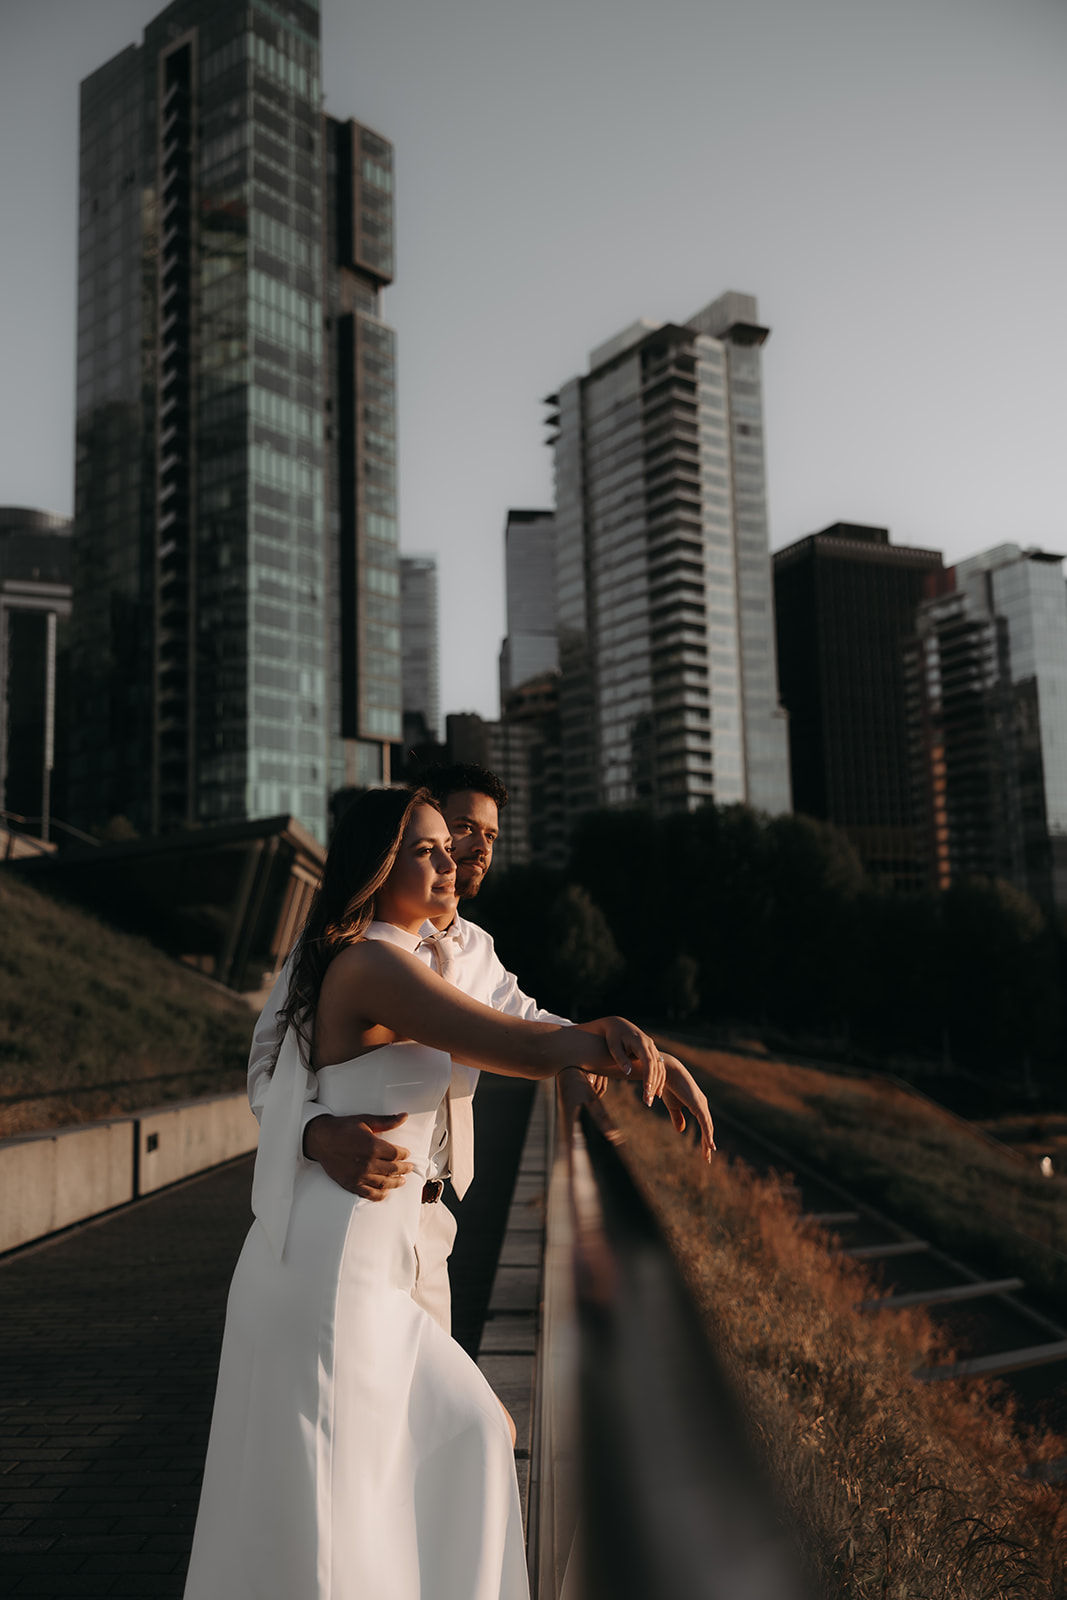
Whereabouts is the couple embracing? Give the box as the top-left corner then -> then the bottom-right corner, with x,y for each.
184,765 -> 714,1599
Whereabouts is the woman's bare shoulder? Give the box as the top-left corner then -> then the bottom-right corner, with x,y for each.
321,939 -> 421,983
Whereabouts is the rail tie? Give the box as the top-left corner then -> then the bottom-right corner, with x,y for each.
914,1340 -> 1067,1382
670,1061 -> 1067,1410
858,1277 -> 1025,1312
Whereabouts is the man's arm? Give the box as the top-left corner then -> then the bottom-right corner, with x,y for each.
488,960 -> 570,1026
248,957 -> 336,1151
247,962 -> 295,1125
482,934 -> 659,1093
476,928 -> 703,1117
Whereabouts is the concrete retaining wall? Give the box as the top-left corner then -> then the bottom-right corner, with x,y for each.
0,1092 -> 259,1255
137,1094 -> 259,1195
0,1119 -> 135,1255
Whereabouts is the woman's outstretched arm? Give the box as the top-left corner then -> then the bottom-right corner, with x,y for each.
315,940 -> 658,1088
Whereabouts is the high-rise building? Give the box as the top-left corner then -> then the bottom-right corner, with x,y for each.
904,574 -> 1022,893
498,671 -> 566,870
71,0 -> 401,841
487,716 -> 532,872
497,509 -> 558,705
0,509 -> 72,838
323,116 -> 401,791
492,509 -> 563,869
445,711 -> 492,770
549,291 -> 791,828
773,522 -> 943,888
909,544 -> 1067,909
399,555 -> 440,743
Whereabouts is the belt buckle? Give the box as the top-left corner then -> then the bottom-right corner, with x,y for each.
421,1178 -> 445,1204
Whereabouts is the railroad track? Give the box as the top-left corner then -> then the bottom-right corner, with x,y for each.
686,1090 -> 1067,1468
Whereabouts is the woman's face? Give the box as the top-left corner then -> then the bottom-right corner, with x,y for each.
376,804 -> 457,932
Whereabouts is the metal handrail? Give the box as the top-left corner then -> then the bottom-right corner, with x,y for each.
528,1071 -> 815,1600
0,808 -> 100,847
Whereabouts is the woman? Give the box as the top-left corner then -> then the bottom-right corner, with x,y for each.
184,787 -> 664,1600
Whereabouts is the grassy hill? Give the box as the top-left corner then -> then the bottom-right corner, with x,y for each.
611,1087 -> 1067,1597
0,870 -> 256,1138
657,1033 -> 1067,1309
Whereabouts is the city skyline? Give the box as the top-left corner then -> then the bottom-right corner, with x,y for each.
3,0 -> 1067,722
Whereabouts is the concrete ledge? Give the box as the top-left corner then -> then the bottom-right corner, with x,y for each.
0,1092 -> 260,1255
479,1080 -> 550,1525
137,1093 -> 260,1194
0,1119 -> 135,1254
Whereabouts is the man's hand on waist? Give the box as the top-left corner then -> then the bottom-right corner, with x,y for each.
302,1112 -> 415,1200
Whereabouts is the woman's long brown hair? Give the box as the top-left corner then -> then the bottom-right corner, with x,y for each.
279,785 -> 438,1048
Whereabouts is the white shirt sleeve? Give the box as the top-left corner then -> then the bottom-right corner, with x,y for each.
486,950 -> 572,1027
247,952 -> 335,1145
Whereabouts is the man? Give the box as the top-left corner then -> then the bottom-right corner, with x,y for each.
247,764 -> 713,1331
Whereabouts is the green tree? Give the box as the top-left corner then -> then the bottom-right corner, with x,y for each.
477,803 -> 1067,1076
662,952 -> 701,1020
544,884 -> 623,1017
940,877 -> 1059,1075
466,862 -> 564,1011
762,813 -> 867,1029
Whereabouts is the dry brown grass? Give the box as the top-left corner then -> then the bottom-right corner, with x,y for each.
608,1084 -> 1067,1598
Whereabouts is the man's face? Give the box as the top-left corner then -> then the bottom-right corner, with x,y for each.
440,789 -> 499,899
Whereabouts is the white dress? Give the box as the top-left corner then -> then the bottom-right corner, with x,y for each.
183,1041 -> 529,1600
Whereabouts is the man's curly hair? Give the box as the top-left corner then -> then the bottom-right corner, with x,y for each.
417,763 -> 509,811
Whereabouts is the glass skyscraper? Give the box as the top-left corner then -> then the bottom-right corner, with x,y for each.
497,509 -> 558,704
548,291 -> 791,825
323,117 -> 402,791
774,523 -> 944,889
71,0 -> 400,841
904,577 -> 1022,893
0,509 -> 73,837
951,545 -> 1067,908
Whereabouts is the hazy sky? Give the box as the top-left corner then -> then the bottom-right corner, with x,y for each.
2,0 -> 1065,720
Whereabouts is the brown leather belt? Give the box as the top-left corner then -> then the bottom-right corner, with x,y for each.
421,1179 -> 445,1204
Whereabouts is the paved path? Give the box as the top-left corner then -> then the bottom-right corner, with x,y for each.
0,1077 -> 535,1597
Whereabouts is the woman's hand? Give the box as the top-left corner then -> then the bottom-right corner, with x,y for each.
658,1053 -> 716,1161
575,1017 -> 666,1102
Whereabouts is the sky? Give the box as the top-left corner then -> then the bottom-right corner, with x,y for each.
1,0 -> 1066,721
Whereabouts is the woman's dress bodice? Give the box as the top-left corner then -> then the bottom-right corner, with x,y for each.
314,1041 -> 451,1171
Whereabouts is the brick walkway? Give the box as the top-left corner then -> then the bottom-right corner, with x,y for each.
0,1077 -> 535,1597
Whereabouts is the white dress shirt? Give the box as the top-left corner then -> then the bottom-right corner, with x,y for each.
414,915 -> 570,1187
